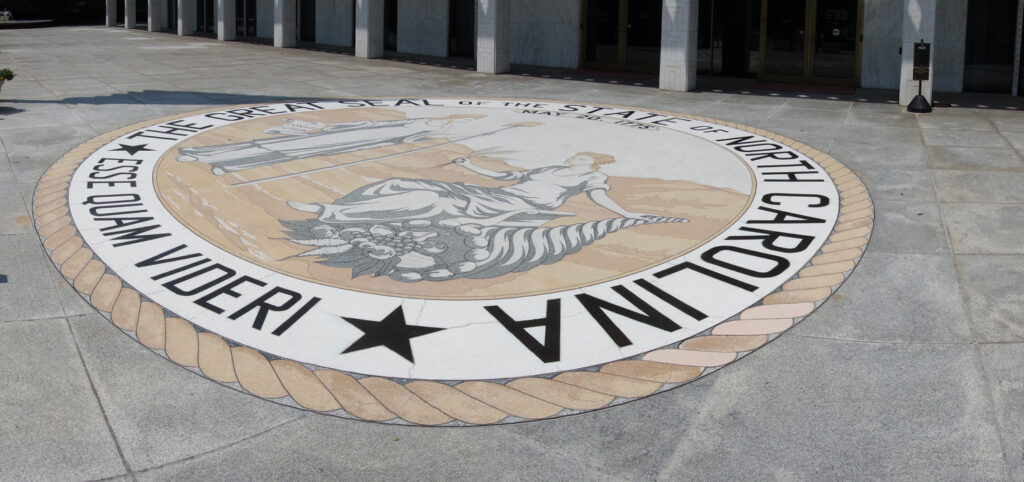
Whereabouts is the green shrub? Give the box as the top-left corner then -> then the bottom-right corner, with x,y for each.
0,69 -> 14,81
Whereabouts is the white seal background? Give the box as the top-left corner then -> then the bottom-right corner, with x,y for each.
67,99 -> 840,380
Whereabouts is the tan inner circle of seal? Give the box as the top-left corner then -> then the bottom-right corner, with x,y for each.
154,107 -> 755,299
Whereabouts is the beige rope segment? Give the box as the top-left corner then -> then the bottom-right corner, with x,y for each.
32,107 -> 873,426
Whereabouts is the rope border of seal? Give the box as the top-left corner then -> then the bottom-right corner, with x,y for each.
32,104 -> 873,426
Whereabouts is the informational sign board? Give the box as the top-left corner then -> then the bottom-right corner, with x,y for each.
913,42 -> 930,81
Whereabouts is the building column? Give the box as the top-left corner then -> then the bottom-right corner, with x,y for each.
178,0 -> 195,36
148,0 -> 162,32
217,0 -> 237,40
476,0 -> 510,74
355,0 -> 384,58
898,0 -> 935,105
125,0 -> 136,28
658,0 -> 698,92
106,0 -> 118,26
274,0 -> 297,47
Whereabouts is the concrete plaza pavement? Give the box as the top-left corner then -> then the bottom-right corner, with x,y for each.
2,26 -> 1024,480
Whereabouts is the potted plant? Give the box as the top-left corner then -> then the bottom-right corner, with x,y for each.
0,69 -> 14,92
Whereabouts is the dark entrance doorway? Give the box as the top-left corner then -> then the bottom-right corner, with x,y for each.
759,0 -> 862,86
449,0 -> 475,58
136,0 -> 148,27
299,0 -> 316,43
698,0 -> 761,76
964,0 -> 1019,93
197,0 -> 215,36
236,0 -> 258,39
581,0 -> 662,72
384,0 -> 398,51
166,0 -> 177,32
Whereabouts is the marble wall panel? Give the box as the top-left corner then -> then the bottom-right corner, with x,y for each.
861,0 -> 901,89
107,0 -> 117,26
933,0 -> 967,93
316,0 -> 355,46
157,0 -> 169,30
510,0 -> 580,69
854,0 -> 966,92
125,0 -> 136,28
397,0 -> 449,57
178,0 -> 195,34
258,0 -> 274,39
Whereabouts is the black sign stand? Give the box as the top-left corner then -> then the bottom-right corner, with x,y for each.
908,40 -> 932,113
907,82 -> 931,113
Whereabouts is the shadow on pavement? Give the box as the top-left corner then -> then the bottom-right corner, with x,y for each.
0,106 -> 26,115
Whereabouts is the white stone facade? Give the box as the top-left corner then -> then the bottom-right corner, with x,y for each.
112,0 -> 1022,96
509,0 -> 579,69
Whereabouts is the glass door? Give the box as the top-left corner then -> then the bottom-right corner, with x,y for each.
759,0 -> 861,86
236,0 -> 258,39
761,0 -> 805,79
384,0 -> 397,51
624,0 -> 661,69
963,0 -> 1018,93
166,0 -> 177,32
812,0 -> 858,81
299,0 -> 316,43
449,0 -> 476,58
583,0 -> 621,67
197,0 -> 215,36
582,0 -> 661,72
136,0 -> 148,26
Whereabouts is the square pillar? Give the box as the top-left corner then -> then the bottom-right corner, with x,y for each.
178,0 -> 195,36
106,0 -> 118,26
148,0 -> 162,32
125,0 -> 136,28
217,0 -> 237,40
274,0 -> 297,47
355,0 -> 384,58
476,0 -> 510,74
659,0 -> 698,92
899,0 -> 935,105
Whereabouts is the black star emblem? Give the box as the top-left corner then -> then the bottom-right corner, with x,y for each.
111,143 -> 154,156
341,306 -> 444,363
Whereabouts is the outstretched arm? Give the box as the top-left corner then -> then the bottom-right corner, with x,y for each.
453,157 -> 519,179
588,189 -> 656,219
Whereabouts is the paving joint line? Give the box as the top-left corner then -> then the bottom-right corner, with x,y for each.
64,317 -> 135,479
498,426 -> 631,479
654,374 -> 723,480
129,414 -> 309,475
934,139 -> 1016,479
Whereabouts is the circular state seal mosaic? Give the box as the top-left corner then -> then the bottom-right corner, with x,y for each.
34,98 -> 873,425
